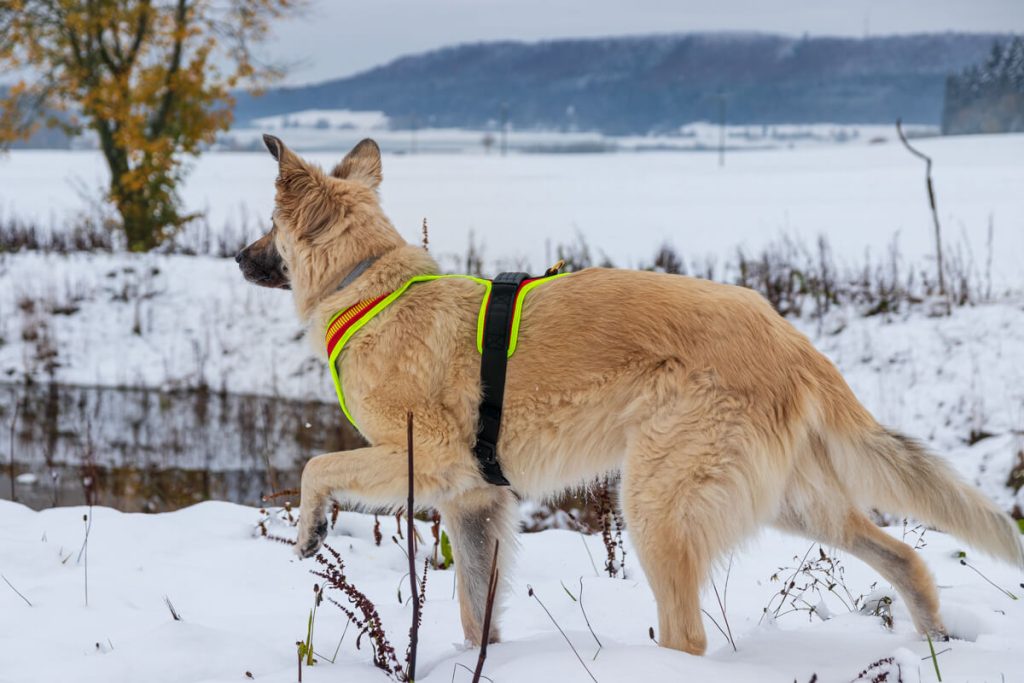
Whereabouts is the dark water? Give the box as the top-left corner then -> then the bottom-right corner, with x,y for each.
0,382 -> 362,512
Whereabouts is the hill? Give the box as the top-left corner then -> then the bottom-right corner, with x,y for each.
234,32 -> 1008,134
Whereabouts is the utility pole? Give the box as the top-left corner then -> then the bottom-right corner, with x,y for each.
500,101 -> 509,156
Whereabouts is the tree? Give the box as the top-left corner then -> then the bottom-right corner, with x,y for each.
942,37 -> 1024,136
0,0 -> 298,251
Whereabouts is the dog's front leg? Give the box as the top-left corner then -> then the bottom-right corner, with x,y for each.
437,487 -> 519,645
294,444 -> 473,558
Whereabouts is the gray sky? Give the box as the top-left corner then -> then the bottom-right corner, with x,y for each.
266,0 -> 1024,84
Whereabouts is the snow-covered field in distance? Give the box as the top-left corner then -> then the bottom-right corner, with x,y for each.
227,114 -> 932,154
2,133 -> 1020,288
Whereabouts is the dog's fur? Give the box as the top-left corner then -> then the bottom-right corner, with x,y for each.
238,136 -> 1024,654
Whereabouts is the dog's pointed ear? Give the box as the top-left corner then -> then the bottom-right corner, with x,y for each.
263,133 -> 284,161
266,136 -> 339,242
331,138 -> 382,189
263,133 -> 305,173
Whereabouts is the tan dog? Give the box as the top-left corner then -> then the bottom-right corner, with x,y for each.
237,136 -> 1024,655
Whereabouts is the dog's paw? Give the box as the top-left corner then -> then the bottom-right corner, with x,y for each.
295,518 -> 328,559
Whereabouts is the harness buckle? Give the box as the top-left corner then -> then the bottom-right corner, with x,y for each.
475,440 -> 498,465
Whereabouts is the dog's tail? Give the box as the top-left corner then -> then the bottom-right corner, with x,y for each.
832,426 -> 1023,567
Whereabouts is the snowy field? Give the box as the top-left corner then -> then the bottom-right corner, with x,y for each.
1,135 -> 1023,682
2,133 -> 1022,288
227,112 -> 931,154
1,500 -> 1023,683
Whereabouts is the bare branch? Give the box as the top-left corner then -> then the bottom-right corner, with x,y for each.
896,119 -> 947,300
124,1 -> 152,67
149,0 -> 188,139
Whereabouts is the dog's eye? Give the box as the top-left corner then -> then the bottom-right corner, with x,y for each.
282,263 -> 289,274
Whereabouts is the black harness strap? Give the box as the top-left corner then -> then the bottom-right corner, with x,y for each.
473,271 -> 531,486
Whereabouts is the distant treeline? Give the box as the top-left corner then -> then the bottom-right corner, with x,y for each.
943,37 -> 1024,135
234,32 -> 1006,135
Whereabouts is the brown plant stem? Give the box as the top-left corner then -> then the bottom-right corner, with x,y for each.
8,400 -> 19,503
406,412 -> 419,682
472,540 -> 500,683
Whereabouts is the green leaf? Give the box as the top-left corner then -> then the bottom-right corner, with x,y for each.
304,608 -> 316,666
1017,519 -> 1024,534
440,530 -> 454,568
926,633 -> 943,682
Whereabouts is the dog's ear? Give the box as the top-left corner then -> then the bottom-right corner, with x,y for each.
263,134 -> 307,175
331,138 -> 382,190
265,135 -> 340,241
263,133 -> 284,161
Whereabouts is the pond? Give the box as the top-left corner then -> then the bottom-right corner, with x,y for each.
0,382 -> 361,512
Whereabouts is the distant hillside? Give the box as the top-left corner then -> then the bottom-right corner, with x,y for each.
235,32 -> 1008,135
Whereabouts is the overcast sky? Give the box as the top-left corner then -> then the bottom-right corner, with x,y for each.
265,0 -> 1024,84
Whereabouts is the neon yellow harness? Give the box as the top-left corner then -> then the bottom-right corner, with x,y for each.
325,272 -> 569,429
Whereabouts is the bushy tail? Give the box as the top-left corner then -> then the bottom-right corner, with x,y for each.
836,427 -> 1023,567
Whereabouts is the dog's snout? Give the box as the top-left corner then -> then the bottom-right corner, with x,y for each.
236,230 -> 289,289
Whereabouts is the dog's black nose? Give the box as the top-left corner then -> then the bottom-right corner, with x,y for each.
235,250 -> 245,264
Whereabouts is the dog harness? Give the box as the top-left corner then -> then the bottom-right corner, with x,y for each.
324,269 -> 569,486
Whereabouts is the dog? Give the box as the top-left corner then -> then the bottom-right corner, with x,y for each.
237,135 -> 1024,655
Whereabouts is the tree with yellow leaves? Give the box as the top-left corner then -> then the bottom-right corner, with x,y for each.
0,0 -> 299,251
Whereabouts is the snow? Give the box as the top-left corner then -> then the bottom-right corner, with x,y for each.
252,109 -> 391,131
806,303 -> 1024,517
0,252 -> 324,397
2,133 -> 1021,289
1,499 -> 1022,683
223,118 -> 925,154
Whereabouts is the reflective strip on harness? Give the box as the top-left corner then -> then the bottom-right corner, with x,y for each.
324,272 -> 570,432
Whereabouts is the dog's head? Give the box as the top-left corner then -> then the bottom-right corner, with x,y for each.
236,135 -> 399,301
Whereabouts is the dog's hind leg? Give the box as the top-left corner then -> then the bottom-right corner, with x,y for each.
436,486 -> 519,645
774,504 -> 945,637
622,390 -> 784,655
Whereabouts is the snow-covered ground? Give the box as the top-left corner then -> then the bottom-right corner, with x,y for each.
2,134 -> 1021,288
1,499 -> 1022,683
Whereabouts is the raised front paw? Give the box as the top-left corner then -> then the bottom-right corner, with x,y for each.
295,517 -> 328,559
